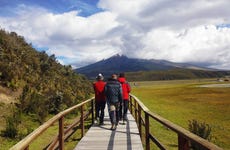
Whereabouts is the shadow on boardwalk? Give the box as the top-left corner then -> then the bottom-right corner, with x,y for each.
74,104 -> 143,150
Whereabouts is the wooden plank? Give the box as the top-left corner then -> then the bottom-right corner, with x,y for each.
74,104 -> 143,150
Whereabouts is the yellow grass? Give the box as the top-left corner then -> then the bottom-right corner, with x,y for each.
131,79 -> 230,149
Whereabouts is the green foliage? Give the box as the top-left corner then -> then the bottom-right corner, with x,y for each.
0,29 -> 93,130
2,116 -> 18,138
188,119 -> 212,140
1,109 -> 21,138
188,120 -> 212,149
48,91 -> 65,114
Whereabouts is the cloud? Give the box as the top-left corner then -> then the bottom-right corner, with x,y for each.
0,4 -> 120,68
97,0 -> 230,69
99,0 -> 230,29
0,0 -> 230,70
140,25 -> 230,64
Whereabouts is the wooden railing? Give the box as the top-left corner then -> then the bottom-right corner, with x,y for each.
129,94 -> 223,150
10,97 -> 95,150
10,94 -> 223,150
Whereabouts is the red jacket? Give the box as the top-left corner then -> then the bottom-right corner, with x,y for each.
118,77 -> 131,100
93,80 -> 106,102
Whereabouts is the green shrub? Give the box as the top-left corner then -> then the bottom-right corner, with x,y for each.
2,110 -> 21,138
188,119 -> 212,150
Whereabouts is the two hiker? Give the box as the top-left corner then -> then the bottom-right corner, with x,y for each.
93,73 -> 131,130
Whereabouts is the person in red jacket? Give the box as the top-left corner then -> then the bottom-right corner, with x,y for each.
118,72 -> 131,124
93,73 -> 106,125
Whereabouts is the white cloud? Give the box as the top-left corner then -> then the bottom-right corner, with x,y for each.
0,5 -> 121,68
0,0 -> 230,69
140,26 -> 230,65
97,0 -> 230,69
99,0 -> 230,29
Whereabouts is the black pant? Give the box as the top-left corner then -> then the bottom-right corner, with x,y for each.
123,100 -> 129,121
95,101 -> 106,123
119,100 -> 129,121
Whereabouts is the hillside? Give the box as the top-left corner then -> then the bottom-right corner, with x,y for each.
0,29 -> 92,124
75,54 -> 228,80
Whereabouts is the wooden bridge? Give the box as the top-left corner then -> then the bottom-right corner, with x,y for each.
10,94 -> 222,150
74,105 -> 143,150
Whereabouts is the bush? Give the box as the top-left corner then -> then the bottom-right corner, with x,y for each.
2,110 -> 21,138
188,119 -> 212,150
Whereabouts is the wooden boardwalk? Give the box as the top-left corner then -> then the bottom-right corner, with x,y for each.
74,105 -> 143,150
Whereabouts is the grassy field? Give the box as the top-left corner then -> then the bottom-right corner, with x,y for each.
131,79 -> 230,149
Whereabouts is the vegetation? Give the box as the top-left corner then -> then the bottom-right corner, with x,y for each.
188,119 -> 212,149
131,79 -> 230,149
0,29 -> 93,148
1,28 -> 229,149
1,110 -> 21,138
126,69 -> 230,81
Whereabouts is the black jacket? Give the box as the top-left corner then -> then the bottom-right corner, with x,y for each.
104,79 -> 122,104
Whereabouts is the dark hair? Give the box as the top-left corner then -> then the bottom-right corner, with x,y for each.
119,72 -> 125,77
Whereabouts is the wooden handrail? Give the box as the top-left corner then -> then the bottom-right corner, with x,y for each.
129,94 -> 223,150
10,97 -> 94,150
10,94 -> 223,150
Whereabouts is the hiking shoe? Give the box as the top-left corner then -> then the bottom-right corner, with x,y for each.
122,120 -> 126,125
113,125 -> 117,130
110,124 -> 115,130
110,124 -> 117,130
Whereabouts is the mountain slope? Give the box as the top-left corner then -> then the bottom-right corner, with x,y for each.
76,54 -> 211,79
0,29 -> 92,118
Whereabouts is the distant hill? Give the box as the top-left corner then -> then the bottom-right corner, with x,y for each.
125,69 -> 230,81
75,54 -> 217,79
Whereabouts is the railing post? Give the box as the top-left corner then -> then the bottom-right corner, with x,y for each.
91,100 -> 94,125
178,134 -> 189,150
138,104 -> 142,140
81,105 -> 85,138
59,116 -> 64,150
130,96 -> 133,115
135,100 -> 138,121
145,112 -> 150,150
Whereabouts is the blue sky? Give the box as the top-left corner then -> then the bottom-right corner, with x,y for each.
0,0 -> 102,17
0,0 -> 230,70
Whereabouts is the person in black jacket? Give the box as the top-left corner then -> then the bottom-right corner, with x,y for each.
104,74 -> 123,130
